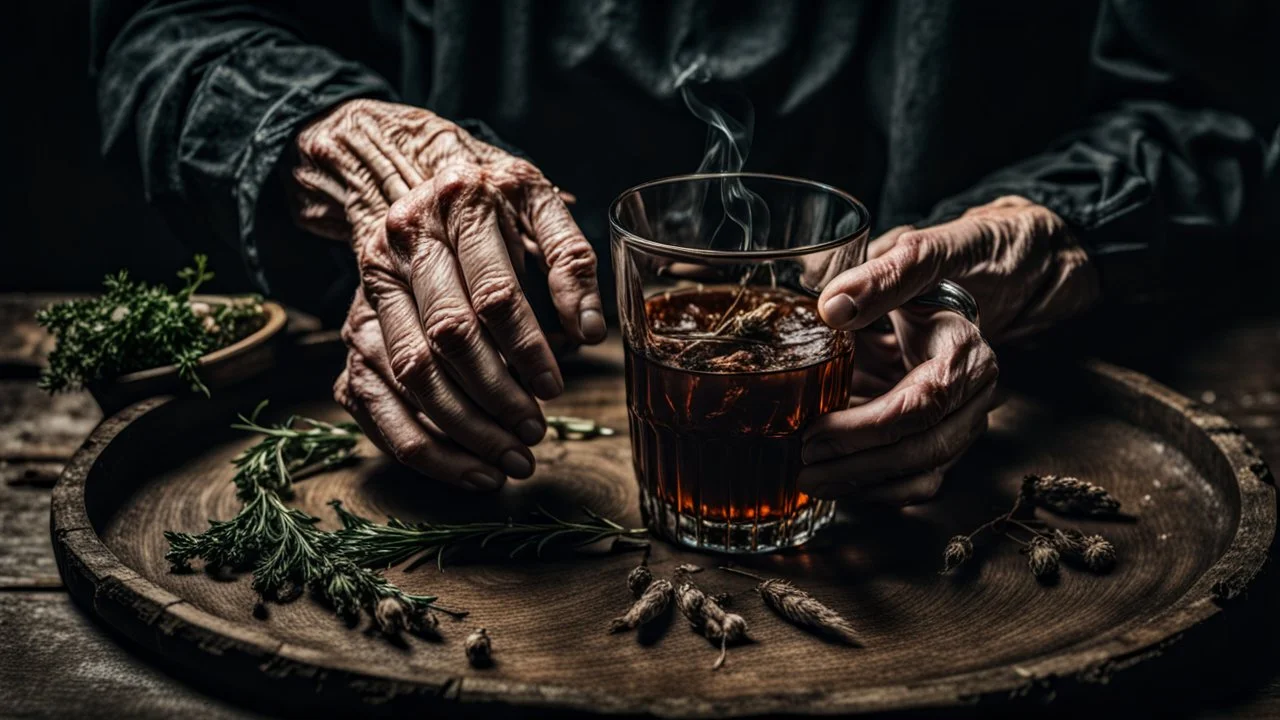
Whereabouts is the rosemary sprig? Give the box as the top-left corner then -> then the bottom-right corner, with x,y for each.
332,501 -> 648,571
165,404 -> 443,627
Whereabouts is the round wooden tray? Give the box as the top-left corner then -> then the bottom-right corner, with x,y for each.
51,339 -> 1274,717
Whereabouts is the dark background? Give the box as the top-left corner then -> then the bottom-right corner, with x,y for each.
3,3 -> 1277,311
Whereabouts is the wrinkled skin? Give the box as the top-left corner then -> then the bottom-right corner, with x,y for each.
290,99 -> 1097,503
798,196 -> 1100,504
290,99 -> 605,491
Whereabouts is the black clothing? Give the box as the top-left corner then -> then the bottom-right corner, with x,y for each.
92,1 -> 1278,322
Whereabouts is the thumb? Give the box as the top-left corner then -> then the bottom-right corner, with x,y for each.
818,220 -> 973,331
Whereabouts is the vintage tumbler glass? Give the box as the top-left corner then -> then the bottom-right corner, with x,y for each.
611,173 -> 869,552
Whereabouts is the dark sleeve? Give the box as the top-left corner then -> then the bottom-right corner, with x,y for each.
92,0 -> 396,316
927,1 -> 1279,306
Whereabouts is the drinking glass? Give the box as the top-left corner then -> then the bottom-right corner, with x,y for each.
611,173 -> 869,552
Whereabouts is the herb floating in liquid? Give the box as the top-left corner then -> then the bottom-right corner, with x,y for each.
37,255 -> 265,396
331,502 -> 648,571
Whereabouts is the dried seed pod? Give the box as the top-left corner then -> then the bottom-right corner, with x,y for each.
609,579 -> 674,633
675,582 -> 707,626
374,597 -> 408,636
627,563 -> 654,598
464,627 -> 492,667
942,535 -> 973,572
1081,535 -> 1117,573
1046,527 -> 1086,557
1026,535 -> 1060,582
757,579 -> 858,645
408,606 -> 440,635
676,563 -> 704,574
1022,475 -> 1121,517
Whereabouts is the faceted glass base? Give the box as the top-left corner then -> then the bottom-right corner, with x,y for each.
638,485 -> 836,554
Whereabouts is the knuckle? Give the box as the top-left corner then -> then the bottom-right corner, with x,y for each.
470,279 -> 522,320
390,435 -> 433,465
389,348 -> 434,391
422,309 -> 481,358
433,166 -> 486,206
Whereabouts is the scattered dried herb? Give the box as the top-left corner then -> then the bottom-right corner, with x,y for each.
673,569 -> 749,670
627,550 -> 654,598
942,476 -> 1124,583
331,502 -> 647,570
1022,474 -> 1121,517
610,579 -> 674,633
720,567 -> 858,646
37,255 -> 265,396
465,628 -> 493,667
545,416 -> 617,440
1023,535 -> 1060,583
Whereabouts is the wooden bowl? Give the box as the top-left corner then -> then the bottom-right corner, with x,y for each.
87,297 -> 287,415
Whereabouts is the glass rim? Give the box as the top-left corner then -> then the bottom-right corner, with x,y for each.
608,172 -> 870,261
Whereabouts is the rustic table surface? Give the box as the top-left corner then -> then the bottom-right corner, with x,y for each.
1,293 -> 1277,719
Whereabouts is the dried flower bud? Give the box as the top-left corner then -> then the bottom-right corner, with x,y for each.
675,582 -> 708,630
464,627 -> 492,667
374,597 -> 408,636
1047,528 -> 1086,557
757,579 -> 858,645
610,579 -> 674,633
408,607 -> 440,635
1026,535 -> 1060,582
676,563 -> 704,574
1022,475 -> 1121,517
942,535 -> 973,572
627,563 -> 654,598
1081,535 -> 1117,573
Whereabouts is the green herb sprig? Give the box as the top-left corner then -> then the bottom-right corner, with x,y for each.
37,255 -> 264,396
332,501 -> 649,571
166,404 -> 645,637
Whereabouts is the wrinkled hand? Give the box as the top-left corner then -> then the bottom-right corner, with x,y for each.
799,196 -> 1099,504
290,99 -> 606,490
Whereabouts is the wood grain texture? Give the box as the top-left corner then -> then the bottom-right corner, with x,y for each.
0,381 -> 101,460
0,468 -> 61,588
49,338 -> 1275,717
0,592 -> 262,719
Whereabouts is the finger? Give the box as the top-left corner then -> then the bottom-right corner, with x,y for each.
337,353 -> 505,492
340,114 -> 425,202
856,468 -> 947,506
361,256 -> 539,478
803,314 -> 997,462
817,218 -> 982,331
450,187 -> 564,401
512,164 -> 605,344
797,377 -> 996,497
866,224 -> 914,260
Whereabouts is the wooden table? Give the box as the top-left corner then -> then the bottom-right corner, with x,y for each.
2,294 -> 1277,718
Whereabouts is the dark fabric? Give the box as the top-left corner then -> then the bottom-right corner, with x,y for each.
92,0 -> 1279,322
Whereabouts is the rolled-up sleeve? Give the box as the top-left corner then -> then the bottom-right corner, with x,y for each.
927,1 -> 1277,306
93,0 -> 395,308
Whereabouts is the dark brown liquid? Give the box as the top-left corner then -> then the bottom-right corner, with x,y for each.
626,286 -> 851,524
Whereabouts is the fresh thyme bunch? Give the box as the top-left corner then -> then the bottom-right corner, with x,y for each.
37,255 -> 264,396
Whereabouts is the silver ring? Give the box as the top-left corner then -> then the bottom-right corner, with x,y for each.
908,279 -> 980,326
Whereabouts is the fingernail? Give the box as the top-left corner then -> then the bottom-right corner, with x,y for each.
515,418 -> 546,445
802,439 -> 837,464
579,306 -> 606,342
531,371 -> 563,400
823,294 -> 858,328
463,470 -> 503,491
500,449 -> 534,478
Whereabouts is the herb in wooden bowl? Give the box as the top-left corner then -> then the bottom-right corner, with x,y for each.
37,255 -> 281,410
